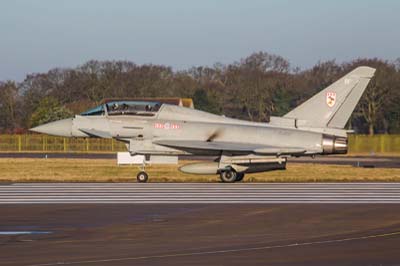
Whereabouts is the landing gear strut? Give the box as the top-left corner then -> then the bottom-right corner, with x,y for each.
136,156 -> 149,183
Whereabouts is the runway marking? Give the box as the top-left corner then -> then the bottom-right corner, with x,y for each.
27,230 -> 400,266
2,183 -> 400,204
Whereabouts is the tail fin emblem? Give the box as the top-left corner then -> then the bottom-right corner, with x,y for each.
326,92 -> 336,107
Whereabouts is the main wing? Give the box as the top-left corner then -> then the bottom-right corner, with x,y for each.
154,140 -> 306,156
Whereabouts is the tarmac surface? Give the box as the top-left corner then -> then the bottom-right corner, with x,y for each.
2,183 -> 400,203
2,183 -> 400,265
1,202 -> 400,265
1,153 -> 399,168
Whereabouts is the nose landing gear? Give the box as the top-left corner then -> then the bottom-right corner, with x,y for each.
136,171 -> 149,183
136,157 -> 149,183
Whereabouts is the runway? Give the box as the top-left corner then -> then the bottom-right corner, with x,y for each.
2,203 -> 400,266
2,183 -> 400,204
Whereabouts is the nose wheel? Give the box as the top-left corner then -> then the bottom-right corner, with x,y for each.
136,171 -> 149,183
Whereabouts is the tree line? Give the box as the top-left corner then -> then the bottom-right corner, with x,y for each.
1,52 -> 399,135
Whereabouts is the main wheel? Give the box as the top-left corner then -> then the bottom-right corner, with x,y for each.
137,171 -> 149,183
235,173 -> 245,182
220,169 -> 237,183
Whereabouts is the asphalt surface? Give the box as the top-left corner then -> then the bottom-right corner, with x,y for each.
2,183 -> 400,204
1,153 -> 399,168
1,203 -> 400,265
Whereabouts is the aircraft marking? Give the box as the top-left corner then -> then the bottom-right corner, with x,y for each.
326,92 -> 336,107
154,122 -> 180,130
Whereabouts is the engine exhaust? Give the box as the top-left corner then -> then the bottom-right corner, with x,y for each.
322,134 -> 348,154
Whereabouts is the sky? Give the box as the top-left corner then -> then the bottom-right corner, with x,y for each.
0,0 -> 399,81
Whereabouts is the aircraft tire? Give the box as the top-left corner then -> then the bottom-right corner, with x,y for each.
235,173 -> 245,182
220,169 -> 237,183
137,171 -> 149,183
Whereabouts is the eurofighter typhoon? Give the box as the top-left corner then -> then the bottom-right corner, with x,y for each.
31,67 -> 375,182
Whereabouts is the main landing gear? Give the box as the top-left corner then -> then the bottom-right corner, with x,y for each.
235,172 -> 245,182
217,153 -> 246,183
219,168 -> 245,183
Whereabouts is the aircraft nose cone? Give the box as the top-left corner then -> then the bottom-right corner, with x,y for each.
30,118 -> 73,137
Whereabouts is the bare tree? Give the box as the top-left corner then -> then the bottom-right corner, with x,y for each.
0,54 -> 397,134
0,81 -> 19,132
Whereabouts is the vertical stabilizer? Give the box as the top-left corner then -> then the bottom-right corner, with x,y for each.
284,66 -> 375,129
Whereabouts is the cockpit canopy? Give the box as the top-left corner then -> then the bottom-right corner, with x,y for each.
80,105 -> 105,116
81,101 -> 162,117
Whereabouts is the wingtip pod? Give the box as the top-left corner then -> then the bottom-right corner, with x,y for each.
351,66 -> 376,78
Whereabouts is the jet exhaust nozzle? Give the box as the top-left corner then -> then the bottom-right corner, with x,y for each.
322,134 -> 348,154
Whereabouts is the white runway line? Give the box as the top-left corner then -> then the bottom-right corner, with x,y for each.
25,230 -> 400,266
1,183 -> 400,204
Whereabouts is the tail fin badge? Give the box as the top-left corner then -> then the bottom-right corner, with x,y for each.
326,92 -> 336,107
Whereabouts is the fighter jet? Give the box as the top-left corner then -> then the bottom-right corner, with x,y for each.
30,66 -> 375,182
